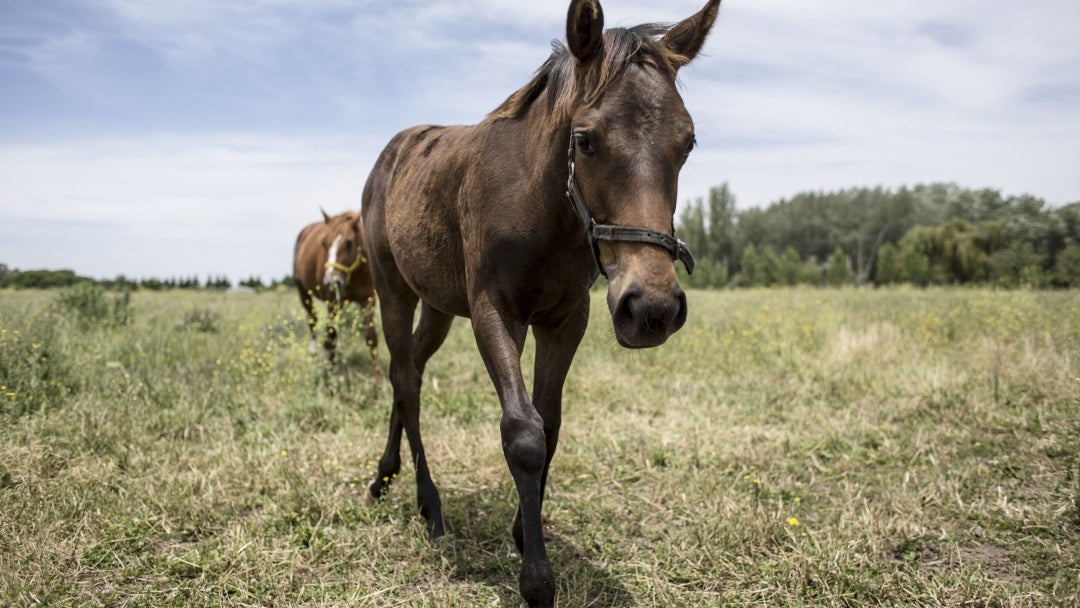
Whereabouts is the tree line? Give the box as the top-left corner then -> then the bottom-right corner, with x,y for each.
676,182 -> 1080,289
5,182 -> 1079,292
0,265 -> 294,292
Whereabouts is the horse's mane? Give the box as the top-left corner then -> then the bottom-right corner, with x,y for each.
488,24 -> 686,123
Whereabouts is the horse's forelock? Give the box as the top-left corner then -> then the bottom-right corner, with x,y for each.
489,23 -> 681,123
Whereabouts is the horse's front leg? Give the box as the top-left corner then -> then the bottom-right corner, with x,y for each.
299,288 -> 320,355
471,296 -> 554,608
362,295 -> 381,375
511,302 -> 589,553
322,304 -> 338,362
363,295 -> 379,352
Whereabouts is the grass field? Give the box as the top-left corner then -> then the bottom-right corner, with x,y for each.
1,286 -> 1078,607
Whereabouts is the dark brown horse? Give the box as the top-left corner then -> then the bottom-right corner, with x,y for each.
292,209 -> 378,363
360,1 -> 720,605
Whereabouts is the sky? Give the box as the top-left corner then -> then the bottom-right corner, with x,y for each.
1,0 -> 1078,283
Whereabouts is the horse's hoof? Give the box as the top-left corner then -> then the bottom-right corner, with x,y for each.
433,533 -> 457,554
307,340 -> 318,355
362,482 -> 379,506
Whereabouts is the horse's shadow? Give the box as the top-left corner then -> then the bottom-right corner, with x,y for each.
443,487 -> 634,608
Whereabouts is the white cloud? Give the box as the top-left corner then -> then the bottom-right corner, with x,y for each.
675,0 -> 1080,205
0,134 -> 382,280
1,0 -> 1078,281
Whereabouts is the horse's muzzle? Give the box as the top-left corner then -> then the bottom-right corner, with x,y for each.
610,282 -> 687,348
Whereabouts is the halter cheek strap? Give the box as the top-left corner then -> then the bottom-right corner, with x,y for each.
565,132 -> 696,278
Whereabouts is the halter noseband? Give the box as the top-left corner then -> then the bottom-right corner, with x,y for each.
324,255 -> 365,284
565,131 -> 695,278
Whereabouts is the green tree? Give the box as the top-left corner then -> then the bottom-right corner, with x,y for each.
875,243 -> 899,285
826,247 -> 852,287
739,244 -> 761,287
759,245 -> 780,287
777,246 -> 802,286
677,197 -> 708,271
11,269 -> 82,289
706,184 -> 736,272
897,240 -> 931,286
989,240 -> 1045,288
0,263 -> 12,288
1053,243 -> 1080,287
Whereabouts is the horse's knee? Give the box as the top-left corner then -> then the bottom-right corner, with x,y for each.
501,410 -> 546,478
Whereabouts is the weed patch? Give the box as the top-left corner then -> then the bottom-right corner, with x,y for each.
55,282 -> 132,329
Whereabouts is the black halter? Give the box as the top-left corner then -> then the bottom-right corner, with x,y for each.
565,132 -> 695,278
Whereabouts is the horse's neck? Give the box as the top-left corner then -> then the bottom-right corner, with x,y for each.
495,109 -> 573,204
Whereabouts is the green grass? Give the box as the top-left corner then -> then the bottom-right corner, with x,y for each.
1,286 -> 1078,607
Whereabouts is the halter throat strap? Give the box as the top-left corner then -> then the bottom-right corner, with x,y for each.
565,132 -> 695,277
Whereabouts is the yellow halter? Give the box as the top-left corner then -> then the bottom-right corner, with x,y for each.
324,255 -> 366,283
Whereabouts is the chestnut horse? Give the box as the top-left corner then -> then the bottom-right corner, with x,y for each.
292,209 -> 378,364
360,1 -> 719,605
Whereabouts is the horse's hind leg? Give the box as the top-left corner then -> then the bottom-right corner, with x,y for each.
367,293 -> 447,538
368,303 -> 452,499
412,303 -> 454,375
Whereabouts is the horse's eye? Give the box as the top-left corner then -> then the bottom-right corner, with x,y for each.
684,137 -> 697,158
573,132 -> 595,156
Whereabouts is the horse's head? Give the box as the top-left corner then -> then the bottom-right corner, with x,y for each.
320,209 -> 366,306
565,0 -> 719,348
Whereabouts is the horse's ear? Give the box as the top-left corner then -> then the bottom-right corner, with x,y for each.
321,207 -> 331,224
353,216 -> 363,236
567,0 -> 604,64
662,0 -> 721,68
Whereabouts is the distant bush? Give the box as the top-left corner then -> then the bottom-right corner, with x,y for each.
180,308 -> 222,333
55,283 -> 132,330
9,269 -> 85,289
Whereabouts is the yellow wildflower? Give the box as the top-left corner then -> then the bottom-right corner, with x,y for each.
787,517 -> 799,527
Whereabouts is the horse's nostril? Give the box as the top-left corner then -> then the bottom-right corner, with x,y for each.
629,292 -> 665,332
672,286 -> 688,331
614,285 -> 642,329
